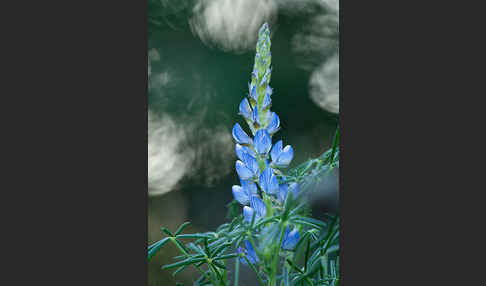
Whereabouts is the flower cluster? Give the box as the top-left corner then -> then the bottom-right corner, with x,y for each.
231,23 -> 300,263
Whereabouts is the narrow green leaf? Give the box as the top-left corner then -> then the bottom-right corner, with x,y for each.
304,238 -> 311,272
162,257 -> 206,269
148,237 -> 170,261
292,216 -> 327,228
177,234 -> 213,239
234,257 -> 240,286
214,253 -> 239,261
172,265 -> 187,276
286,258 -> 304,274
174,222 -> 191,236
161,227 -> 173,237
212,260 -> 226,270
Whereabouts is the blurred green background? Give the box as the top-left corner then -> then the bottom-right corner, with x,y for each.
148,0 -> 339,285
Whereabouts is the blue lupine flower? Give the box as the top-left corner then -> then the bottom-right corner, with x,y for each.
239,98 -> 252,120
259,167 -> 279,194
249,82 -> 258,101
260,73 -> 268,86
254,129 -> 272,155
232,123 -> 253,145
238,240 -> 259,264
252,106 -> 260,125
266,85 -> 273,96
242,179 -> 258,195
252,69 -> 258,79
232,185 -> 250,205
242,153 -> 260,177
262,92 -> 271,110
277,181 -> 299,203
235,160 -> 253,180
270,140 -> 293,168
266,112 -> 280,134
243,206 -> 255,223
277,183 -> 289,203
232,180 -> 257,205
281,226 -> 299,250
250,195 -> 267,218
235,144 -> 256,161
270,140 -> 282,160
288,182 -> 299,198
260,67 -> 272,86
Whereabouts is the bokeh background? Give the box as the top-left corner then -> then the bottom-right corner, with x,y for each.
148,0 -> 339,284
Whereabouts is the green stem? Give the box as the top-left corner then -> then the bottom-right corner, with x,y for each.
210,263 -> 226,286
243,256 -> 266,286
270,223 -> 287,286
170,238 -> 218,286
223,261 -> 228,286
234,257 -> 240,286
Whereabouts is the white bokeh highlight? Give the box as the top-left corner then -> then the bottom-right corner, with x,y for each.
190,0 -> 277,52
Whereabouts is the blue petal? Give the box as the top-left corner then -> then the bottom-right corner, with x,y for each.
249,83 -> 258,101
235,144 -> 256,161
236,160 -> 253,180
270,140 -> 283,162
243,206 -> 255,223
235,144 -> 245,161
252,69 -> 258,79
260,74 -> 267,86
259,167 -> 271,193
260,67 -> 271,86
252,106 -> 260,124
241,179 -> 258,195
262,92 -> 271,110
232,123 -> 253,145
254,129 -> 272,155
268,172 -> 279,194
259,167 -> 279,194
237,247 -> 247,264
232,185 -> 250,205
242,153 -> 260,177
266,112 -> 280,134
278,183 -> 289,203
250,195 -> 267,218
281,227 -> 299,250
289,182 -> 299,198
239,98 -> 252,120
245,240 -> 259,264
274,145 -> 294,167
266,85 -> 273,96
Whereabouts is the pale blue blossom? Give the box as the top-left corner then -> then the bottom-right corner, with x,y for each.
254,129 -> 272,155
235,144 -> 255,161
281,226 -> 299,250
232,180 -> 258,205
266,112 -> 280,134
238,240 -> 258,264
232,123 -> 252,145
243,196 -> 267,223
270,140 -> 294,168
259,167 -> 279,194
239,98 -> 252,120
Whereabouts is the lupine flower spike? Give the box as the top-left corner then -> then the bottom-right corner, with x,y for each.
230,21 -> 300,263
